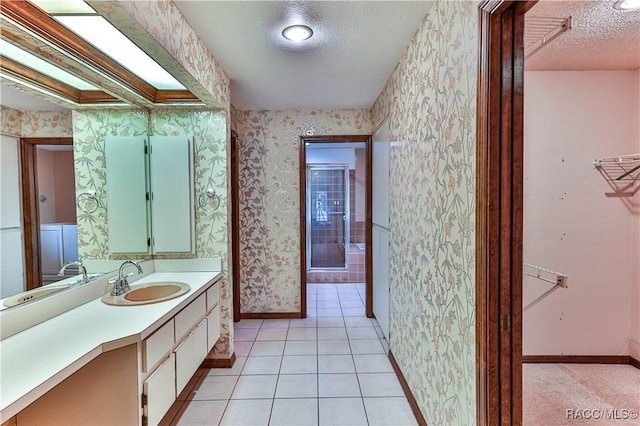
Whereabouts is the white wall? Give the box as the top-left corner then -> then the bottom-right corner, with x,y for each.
632,72 -> 640,359
523,70 -> 640,356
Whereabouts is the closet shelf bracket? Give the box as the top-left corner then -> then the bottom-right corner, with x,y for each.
593,154 -> 640,181
523,263 -> 568,313
524,263 -> 568,288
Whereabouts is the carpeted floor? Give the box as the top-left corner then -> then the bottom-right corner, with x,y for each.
523,364 -> 640,425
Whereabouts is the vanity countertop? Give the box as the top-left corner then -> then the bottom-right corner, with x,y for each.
0,270 -> 222,420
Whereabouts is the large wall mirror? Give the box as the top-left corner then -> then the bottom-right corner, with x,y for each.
0,1 -> 228,309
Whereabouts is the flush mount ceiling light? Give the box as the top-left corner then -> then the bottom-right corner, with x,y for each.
614,0 -> 640,10
282,24 -> 313,41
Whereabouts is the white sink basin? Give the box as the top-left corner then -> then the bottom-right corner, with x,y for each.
102,281 -> 190,306
3,284 -> 72,307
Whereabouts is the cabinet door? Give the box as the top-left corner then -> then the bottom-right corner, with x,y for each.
143,353 -> 176,426
40,225 -> 63,275
372,118 -> 390,228
193,319 -> 209,368
1,229 -> 24,298
61,224 -> 78,264
372,226 -> 390,340
174,333 -> 194,396
149,137 -> 194,254
207,306 -> 221,351
1,135 -> 21,228
105,137 -> 150,254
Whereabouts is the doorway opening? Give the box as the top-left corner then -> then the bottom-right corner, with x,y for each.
307,164 -> 350,270
20,137 -> 77,291
300,135 -> 373,318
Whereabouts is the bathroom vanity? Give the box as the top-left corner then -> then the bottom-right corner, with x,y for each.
0,260 -> 222,426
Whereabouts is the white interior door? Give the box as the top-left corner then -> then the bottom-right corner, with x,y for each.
372,225 -> 390,339
372,118 -> 391,340
1,134 -> 25,297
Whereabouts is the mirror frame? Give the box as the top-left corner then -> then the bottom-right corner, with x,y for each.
20,137 -> 73,291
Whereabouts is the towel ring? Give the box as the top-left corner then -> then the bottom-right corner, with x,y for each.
76,191 -> 99,214
199,187 -> 220,211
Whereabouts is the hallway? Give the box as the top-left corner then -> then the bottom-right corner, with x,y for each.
166,283 -> 417,425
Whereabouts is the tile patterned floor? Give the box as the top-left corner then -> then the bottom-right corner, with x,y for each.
165,283 -> 418,426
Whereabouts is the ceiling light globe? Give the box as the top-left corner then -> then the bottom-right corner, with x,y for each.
282,25 -> 313,41
614,0 -> 640,10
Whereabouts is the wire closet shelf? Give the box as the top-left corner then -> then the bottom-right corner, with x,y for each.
593,154 -> 640,181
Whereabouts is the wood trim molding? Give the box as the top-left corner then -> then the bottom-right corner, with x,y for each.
476,1 -> 535,424
299,137 -> 308,319
523,355 -> 640,369
299,134 -> 373,319
0,55 -> 120,104
1,1 -> 198,106
201,352 -> 236,369
365,135 -> 374,318
230,130 -> 241,322
388,351 -> 428,426
241,312 -> 302,320
19,137 -> 74,291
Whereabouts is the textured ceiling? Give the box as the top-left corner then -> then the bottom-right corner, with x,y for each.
525,0 -> 640,71
173,1 -> 434,110
3,1 -> 638,111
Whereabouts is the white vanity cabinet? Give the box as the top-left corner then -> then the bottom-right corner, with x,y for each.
13,275 -> 222,426
141,280 -> 221,426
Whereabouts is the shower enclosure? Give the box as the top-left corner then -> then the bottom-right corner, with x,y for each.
306,165 -> 350,270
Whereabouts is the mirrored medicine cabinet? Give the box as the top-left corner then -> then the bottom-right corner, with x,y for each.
105,135 -> 195,255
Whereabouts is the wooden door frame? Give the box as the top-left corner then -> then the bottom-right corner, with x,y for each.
19,137 -> 74,291
300,135 -> 373,319
230,130 -> 241,322
476,1 -> 536,424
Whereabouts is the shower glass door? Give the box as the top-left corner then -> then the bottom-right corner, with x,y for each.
307,165 -> 350,270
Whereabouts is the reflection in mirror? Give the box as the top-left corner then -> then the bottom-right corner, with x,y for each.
35,144 -> 79,286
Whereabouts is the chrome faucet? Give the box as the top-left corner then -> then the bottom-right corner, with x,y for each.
58,261 -> 89,284
111,260 -> 143,297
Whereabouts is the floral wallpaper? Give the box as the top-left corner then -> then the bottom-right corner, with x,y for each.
371,1 -> 478,424
1,106 -> 22,136
232,109 -> 371,313
72,109 -> 148,260
151,109 -> 233,357
21,111 -> 73,138
1,106 -> 72,138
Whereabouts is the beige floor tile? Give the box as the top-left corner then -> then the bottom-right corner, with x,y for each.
175,400 -> 227,426
270,398 -> 318,426
275,374 -> 318,398
219,399 -> 272,425
363,397 -> 418,425
319,398 -> 367,426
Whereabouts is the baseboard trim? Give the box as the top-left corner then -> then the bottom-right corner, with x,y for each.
241,312 -> 302,319
388,350 -> 428,426
201,352 -> 236,369
523,355 -> 640,369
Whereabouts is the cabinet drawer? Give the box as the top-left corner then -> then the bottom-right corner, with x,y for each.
143,353 -> 176,426
175,293 -> 206,342
206,282 -> 220,312
143,319 -> 175,372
